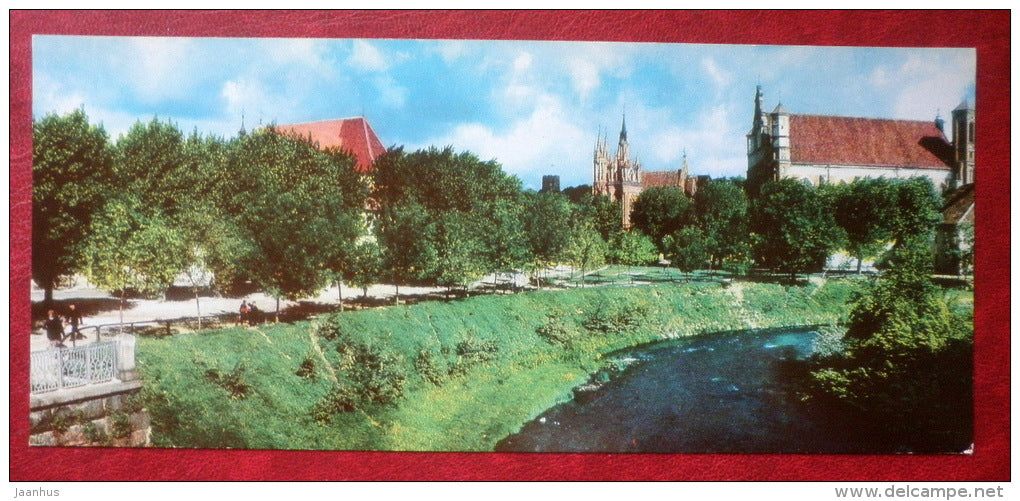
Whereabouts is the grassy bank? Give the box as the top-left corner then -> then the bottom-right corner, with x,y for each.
137,278 -> 867,451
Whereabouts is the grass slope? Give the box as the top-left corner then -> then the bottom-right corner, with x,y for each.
137,279 -> 864,451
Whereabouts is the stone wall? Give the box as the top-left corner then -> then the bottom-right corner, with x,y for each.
30,379 -> 150,447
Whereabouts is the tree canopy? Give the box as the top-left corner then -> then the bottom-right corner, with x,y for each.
629,186 -> 694,251
750,179 -> 842,277
32,109 -> 115,304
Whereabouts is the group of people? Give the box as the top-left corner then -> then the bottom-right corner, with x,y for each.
43,303 -> 84,349
237,300 -> 263,327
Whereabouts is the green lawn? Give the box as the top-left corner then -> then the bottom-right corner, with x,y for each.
136,278 -> 873,451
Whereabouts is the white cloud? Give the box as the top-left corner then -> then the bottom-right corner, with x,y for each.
264,38 -> 329,67
435,40 -> 467,64
121,37 -> 198,103
373,75 -> 407,109
348,40 -> 389,73
701,57 -> 732,87
419,93 -> 587,180
645,104 -> 746,178
32,73 -> 88,117
567,59 -> 601,101
870,52 -> 975,120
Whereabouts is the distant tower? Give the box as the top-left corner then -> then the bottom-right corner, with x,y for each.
541,175 -> 561,193
746,85 -> 776,196
593,115 -> 642,228
952,100 -> 975,187
771,102 -> 791,179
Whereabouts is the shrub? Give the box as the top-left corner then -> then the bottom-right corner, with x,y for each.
802,239 -> 974,451
311,384 -> 359,424
536,316 -> 581,346
312,315 -> 345,341
204,362 -> 251,400
811,325 -> 847,358
110,412 -> 133,439
582,299 -> 649,334
82,422 -> 111,446
121,395 -> 144,414
415,350 -> 447,386
295,355 -> 317,380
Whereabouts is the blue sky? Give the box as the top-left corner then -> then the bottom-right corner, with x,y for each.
33,36 -> 975,190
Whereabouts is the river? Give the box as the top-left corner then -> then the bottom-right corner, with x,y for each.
496,328 -> 891,453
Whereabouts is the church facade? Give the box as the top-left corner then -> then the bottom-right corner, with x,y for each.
745,86 -> 975,196
593,117 -> 705,228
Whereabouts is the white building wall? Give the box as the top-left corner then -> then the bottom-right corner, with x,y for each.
786,164 -> 953,190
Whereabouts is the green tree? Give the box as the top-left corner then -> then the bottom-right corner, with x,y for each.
663,226 -> 710,281
805,237 -> 972,450
217,127 -> 366,318
564,223 -> 607,288
609,231 -> 659,282
823,178 -> 897,273
522,191 -> 574,288
693,179 -> 749,270
343,239 -> 384,299
750,179 -> 842,279
372,147 -> 525,294
82,197 -> 190,329
629,186 -> 693,251
32,109 -> 115,306
114,118 -> 189,218
889,177 -> 942,243
571,192 -> 622,241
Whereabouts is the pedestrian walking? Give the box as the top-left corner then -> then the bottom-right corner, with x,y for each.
44,310 -> 65,348
67,303 -> 84,340
238,300 -> 249,326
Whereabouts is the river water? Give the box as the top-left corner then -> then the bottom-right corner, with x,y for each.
496,328 -> 886,453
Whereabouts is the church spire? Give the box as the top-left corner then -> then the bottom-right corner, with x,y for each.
620,114 -> 628,142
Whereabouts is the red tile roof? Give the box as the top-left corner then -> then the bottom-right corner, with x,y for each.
789,115 -> 953,170
642,170 -> 682,188
276,117 -> 386,173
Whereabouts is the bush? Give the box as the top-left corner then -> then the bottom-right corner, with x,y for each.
295,355 -> 317,380
415,350 -> 447,386
82,422 -> 111,446
204,362 -> 251,400
311,384 -> 359,424
582,299 -> 650,334
802,240 -> 973,451
110,412 -> 133,439
536,316 -> 581,345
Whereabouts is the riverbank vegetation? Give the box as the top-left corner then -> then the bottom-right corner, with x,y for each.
137,279 -> 865,451
795,240 -> 973,452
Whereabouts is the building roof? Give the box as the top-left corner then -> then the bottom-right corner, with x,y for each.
642,170 -> 683,188
942,183 -> 975,224
789,115 -> 954,170
275,117 -> 386,173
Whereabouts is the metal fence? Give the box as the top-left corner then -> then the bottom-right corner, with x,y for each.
31,341 -> 119,394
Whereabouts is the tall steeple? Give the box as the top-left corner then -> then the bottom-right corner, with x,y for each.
617,114 -> 630,162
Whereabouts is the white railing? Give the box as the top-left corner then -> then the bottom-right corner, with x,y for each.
30,341 -> 119,394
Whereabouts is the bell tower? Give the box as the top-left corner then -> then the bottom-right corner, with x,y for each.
951,100 -> 975,187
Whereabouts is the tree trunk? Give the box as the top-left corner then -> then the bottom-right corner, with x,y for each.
194,287 -> 202,330
856,256 -> 863,275
337,280 -> 344,312
43,284 -> 54,309
395,284 -> 400,305
275,297 -> 280,323
119,289 -> 126,335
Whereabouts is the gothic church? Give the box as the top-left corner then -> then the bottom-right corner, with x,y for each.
593,116 -> 705,228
